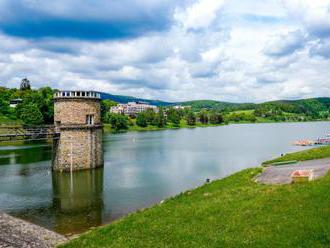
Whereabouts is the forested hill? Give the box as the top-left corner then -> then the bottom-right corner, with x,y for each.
100,93 -> 173,106
101,93 -> 330,115
180,97 -> 330,113
180,100 -> 256,111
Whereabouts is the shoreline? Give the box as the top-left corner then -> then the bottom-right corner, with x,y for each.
103,119 -> 330,134
0,211 -> 67,248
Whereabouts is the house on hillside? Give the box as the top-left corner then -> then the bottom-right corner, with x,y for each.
9,98 -> 22,108
110,101 -> 158,116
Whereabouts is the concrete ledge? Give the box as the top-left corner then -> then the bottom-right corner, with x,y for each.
0,212 -> 67,248
256,158 -> 330,185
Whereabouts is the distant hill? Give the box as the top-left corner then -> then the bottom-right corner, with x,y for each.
180,100 -> 256,111
100,92 -> 174,106
256,97 -> 330,114
100,92 -> 330,115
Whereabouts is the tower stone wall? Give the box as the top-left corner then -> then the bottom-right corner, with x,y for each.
52,91 -> 103,172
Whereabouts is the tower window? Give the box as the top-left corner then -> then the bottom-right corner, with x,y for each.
86,115 -> 94,125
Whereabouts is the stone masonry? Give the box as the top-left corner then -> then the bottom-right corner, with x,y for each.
52,91 -> 103,172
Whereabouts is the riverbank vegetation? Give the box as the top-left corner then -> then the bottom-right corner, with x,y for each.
61,163 -> 330,248
263,145 -> 330,165
102,105 -> 225,132
1,83 -> 330,129
0,83 -> 54,126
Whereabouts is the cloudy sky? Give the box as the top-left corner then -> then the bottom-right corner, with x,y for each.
1,0 -> 330,102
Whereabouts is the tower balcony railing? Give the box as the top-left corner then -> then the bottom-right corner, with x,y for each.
54,91 -> 101,99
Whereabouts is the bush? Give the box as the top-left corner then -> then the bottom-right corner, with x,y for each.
136,112 -> 148,127
209,112 -> 223,124
167,108 -> 181,127
109,114 -> 129,130
198,110 -> 209,124
20,104 -> 44,125
186,111 -> 196,126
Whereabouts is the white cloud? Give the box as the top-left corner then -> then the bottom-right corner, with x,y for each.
1,0 -> 330,102
264,30 -> 306,57
174,0 -> 225,30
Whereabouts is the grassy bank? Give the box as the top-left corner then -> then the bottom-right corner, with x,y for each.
61,165 -> 330,248
263,145 -> 330,165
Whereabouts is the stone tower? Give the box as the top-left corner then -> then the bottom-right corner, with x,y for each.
53,91 -> 103,172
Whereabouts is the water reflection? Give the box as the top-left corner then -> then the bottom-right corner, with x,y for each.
0,144 -> 52,165
52,168 -> 104,234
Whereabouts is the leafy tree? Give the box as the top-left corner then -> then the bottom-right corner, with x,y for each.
0,99 -> 10,115
167,108 -> 181,127
144,109 -> 157,125
136,112 -> 148,127
198,110 -> 209,124
186,111 -> 196,126
20,78 -> 31,91
20,104 -> 44,125
209,112 -> 223,124
154,108 -> 166,127
109,114 -> 128,130
101,100 -> 117,121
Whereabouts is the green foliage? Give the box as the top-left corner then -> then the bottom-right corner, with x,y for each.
108,114 -> 128,130
166,108 -> 181,127
101,100 -> 117,121
198,110 -> 209,124
20,78 -> 31,90
136,112 -> 148,127
226,112 -> 257,123
209,112 -> 224,124
186,111 -> 196,126
20,104 -> 44,125
155,108 -> 166,128
182,100 -> 255,112
0,86 -> 54,124
0,98 -> 10,115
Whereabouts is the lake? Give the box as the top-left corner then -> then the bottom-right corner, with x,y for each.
0,122 -> 329,234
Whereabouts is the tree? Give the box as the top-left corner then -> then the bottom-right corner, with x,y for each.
186,111 -> 196,126
0,99 -> 10,115
209,112 -> 223,124
136,112 -> 148,127
155,107 -> 166,127
167,108 -> 181,127
20,104 -> 44,125
101,100 -> 117,121
15,87 -> 54,124
144,108 -> 157,125
198,110 -> 209,124
20,78 -> 31,91
109,114 -> 128,130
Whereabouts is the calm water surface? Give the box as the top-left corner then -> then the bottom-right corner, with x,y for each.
0,122 -> 329,234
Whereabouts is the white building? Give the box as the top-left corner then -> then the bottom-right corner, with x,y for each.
173,105 -> 191,110
9,99 -> 23,108
110,102 -> 158,116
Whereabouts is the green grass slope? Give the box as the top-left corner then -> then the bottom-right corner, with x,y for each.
263,145 -> 330,165
61,166 -> 330,248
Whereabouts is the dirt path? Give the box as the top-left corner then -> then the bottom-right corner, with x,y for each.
0,212 -> 67,248
256,158 -> 330,184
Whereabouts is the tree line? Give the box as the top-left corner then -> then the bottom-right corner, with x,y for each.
103,105 -> 225,131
